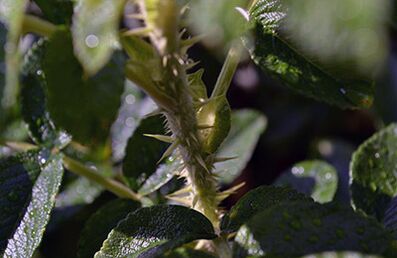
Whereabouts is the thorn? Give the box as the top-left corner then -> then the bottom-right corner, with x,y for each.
166,195 -> 191,206
216,182 -> 246,201
143,134 -> 174,143
142,108 -> 164,118
213,156 -> 238,163
192,195 -> 199,208
167,186 -> 192,197
184,60 -> 200,70
123,27 -> 152,36
181,35 -> 205,50
195,155 -> 209,172
157,140 -> 179,164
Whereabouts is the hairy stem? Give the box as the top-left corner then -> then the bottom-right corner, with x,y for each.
22,15 -> 57,37
211,43 -> 243,98
63,156 -> 146,203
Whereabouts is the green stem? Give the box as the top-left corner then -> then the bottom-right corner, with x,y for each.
22,15 -> 57,37
211,43 -> 243,98
62,156 -> 142,202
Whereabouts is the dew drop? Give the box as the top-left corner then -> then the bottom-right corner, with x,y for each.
125,117 -> 135,127
125,94 -> 136,104
292,166 -> 304,175
374,152 -> 380,159
85,34 -> 99,48
339,88 -> 347,95
325,173 -> 332,180
36,70 -> 43,76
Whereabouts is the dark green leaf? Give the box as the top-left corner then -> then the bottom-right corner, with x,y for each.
187,69 -> 208,102
239,202 -> 393,257
249,0 -> 374,109
21,39 -> 71,148
350,123 -> 397,220
0,0 -> 28,108
33,0 -> 73,24
42,28 -> 125,146
276,160 -> 338,203
215,109 -> 266,184
95,205 -> 216,258
164,248 -> 216,258
383,197 -> 397,239
123,115 -> 169,190
72,0 -> 126,75
220,185 -> 311,233
0,149 -> 64,257
78,199 -> 139,258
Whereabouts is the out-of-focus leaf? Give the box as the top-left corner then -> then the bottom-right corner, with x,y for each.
0,23 -> 6,124
42,29 -> 125,146
283,0 -> 389,77
0,149 -> 64,257
138,154 -> 184,196
249,0 -> 375,109
0,0 -> 28,108
21,39 -> 71,148
239,202 -> 393,257
189,0 -> 248,49
215,109 -> 266,184
33,0 -> 73,24
72,0 -> 126,75
122,115 -> 169,190
78,199 -> 139,258
95,205 -> 216,257
111,82 -> 145,162
314,139 -> 355,205
300,252 -> 381,258
350,123 -> 397,220
220,185 -> 311,233
276,160 -> 338,203
233,225 -> 264,257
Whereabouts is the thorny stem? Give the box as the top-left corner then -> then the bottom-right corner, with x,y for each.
137,1 -> 236,257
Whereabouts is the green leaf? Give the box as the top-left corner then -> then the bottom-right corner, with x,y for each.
0,0 -> 28,108
0,149 -> 64,257
188,69 -> 208,102
233,225 -> 264,257
239,202 -> 393,257
123,115 -> 169,190
220,185 -> 311,233
214,109 -> 266,184
189,0 -> 248,49
164,248 -> 216,258
95,205 -> 216,258
21,39 -> 71,148
72,0 -> 126,75
249,0 -> 375,109
33,0 -> 73,24
282,0 -> 389,77
42,28 -> 125,146
78,199 -> 140,258
0,22 -> 7,128
196,95 -> 231,154
350,123 -> 397,220
383,198 -> 397,239
300,251 -> 381,258
276,160 -> 338,203
138,154 -> 184,196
